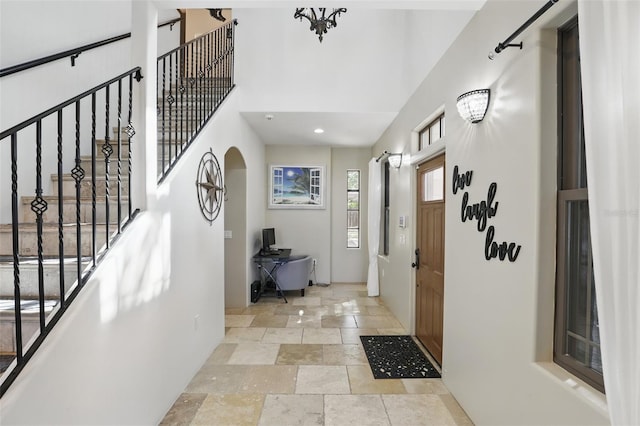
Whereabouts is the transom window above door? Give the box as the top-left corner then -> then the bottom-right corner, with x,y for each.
419,113 -> 445,151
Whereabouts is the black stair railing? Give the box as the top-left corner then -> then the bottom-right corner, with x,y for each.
156,19 -> 237,183
0,67 -> 142,397
0,18 -> 238,399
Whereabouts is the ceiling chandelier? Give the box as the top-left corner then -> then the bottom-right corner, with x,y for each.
294,8 -> 347,42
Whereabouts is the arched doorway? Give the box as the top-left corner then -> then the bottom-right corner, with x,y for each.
224,147 -> 247,307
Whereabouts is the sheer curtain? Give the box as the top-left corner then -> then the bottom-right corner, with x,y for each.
578,2 -> 640,424
367,158 -> 381,296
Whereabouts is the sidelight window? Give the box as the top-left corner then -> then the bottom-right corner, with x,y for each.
347,170 -> 360,248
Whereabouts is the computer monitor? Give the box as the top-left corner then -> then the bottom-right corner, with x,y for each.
262,228 -> 276,252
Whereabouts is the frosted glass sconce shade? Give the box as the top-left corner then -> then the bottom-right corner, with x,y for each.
456,89 -> 490,123
388,154 -> 402,169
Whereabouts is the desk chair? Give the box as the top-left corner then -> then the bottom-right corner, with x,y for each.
276,255 -> 312,297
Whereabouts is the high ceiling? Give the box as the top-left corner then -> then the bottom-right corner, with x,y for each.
161,0 -> 485,147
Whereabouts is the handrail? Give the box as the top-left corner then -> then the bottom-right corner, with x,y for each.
0,68 -> 143,140
0,18 -> 180,78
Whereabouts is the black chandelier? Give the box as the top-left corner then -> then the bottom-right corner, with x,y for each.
208,9 -> 226,22
294,8 -> 347,42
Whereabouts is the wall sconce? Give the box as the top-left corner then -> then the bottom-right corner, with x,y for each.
388,154 -> 402,169
376,150 -> 402,169
456,89 -> 490,123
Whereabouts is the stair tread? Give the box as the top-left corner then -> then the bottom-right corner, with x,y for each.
51,173 -> 130,180
20,195 -> 129,201
0,222 -> 116,229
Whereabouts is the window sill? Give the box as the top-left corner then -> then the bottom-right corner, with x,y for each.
533,362 -> 609,418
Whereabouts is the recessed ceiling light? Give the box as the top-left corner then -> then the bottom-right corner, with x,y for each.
264,114 -> 274,121
314,128 -> 324,134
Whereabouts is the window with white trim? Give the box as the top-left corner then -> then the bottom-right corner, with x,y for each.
347,170 -> 360,248
419,113 -> 445,150
554,17 -> 604,393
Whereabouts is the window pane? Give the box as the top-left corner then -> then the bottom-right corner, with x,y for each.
419,130 -> 428,150
590,288 -> 603,373
565,200 -> 590,338
347,211 -> 359,228
567,335 -> 587,364
347,229 -> 359,248
347,170 -> 359,190
430,120 -> 441,143
347,191 -> 359,210
423,166 -> 444,201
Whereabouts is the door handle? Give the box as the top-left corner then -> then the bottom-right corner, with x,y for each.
411,248 -> 420,269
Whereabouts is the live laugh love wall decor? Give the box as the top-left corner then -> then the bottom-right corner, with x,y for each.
452,165 -> 522,262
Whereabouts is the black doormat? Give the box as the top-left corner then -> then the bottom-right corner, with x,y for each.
360,335 -> 441,379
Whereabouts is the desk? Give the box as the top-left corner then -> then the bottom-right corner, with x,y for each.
252,249 -> 293,303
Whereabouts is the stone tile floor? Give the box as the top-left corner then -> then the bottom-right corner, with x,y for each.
160,283 -> 473,425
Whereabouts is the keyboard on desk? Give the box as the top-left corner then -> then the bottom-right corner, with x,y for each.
259,248 -> 291,257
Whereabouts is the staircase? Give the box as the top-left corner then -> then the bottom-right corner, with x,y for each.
0,18 -> 236,395
0,77 -> 233,376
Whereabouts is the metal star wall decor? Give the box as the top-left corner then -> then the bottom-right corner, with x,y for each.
196,148 -> 224,225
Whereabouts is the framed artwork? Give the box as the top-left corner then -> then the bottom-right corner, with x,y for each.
269,165 -> 325,209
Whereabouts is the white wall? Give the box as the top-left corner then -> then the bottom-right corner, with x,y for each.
261,146 -> 371,285
373,0 -> 609,424
330,147 -> 371,283
225,147 -> 249,308
264,145 -> 331,284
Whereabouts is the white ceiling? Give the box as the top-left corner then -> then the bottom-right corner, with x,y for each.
240,111 -> 399,147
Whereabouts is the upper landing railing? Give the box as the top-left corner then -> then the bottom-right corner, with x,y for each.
156,19 -> 237,182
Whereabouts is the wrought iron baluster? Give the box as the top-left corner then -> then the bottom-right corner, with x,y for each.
168,54 -> 173,170
219,26 -> 223,106
72,100 -> 85,286
219,25 -> 224,102
190,42 -> 195,141
231,21 -> 236,87
91,93 -> 97,265
227,23 -> 233,94
213,29 -> 218,107
126,74 -> 135,220
103,84 -> 112,250
11,133 -> 23,364
180,48 -> 186,154
32,120 -> 48,332
198,38 -> 207,128
223,25 -> 228,102
57,110 -> 66,307
207,32 -> 212,117
161,57 -> 167,178
230,24 -> 234,90
117,79 -> 123,233
198,37 -> 204,129
174,50 -> 180,157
